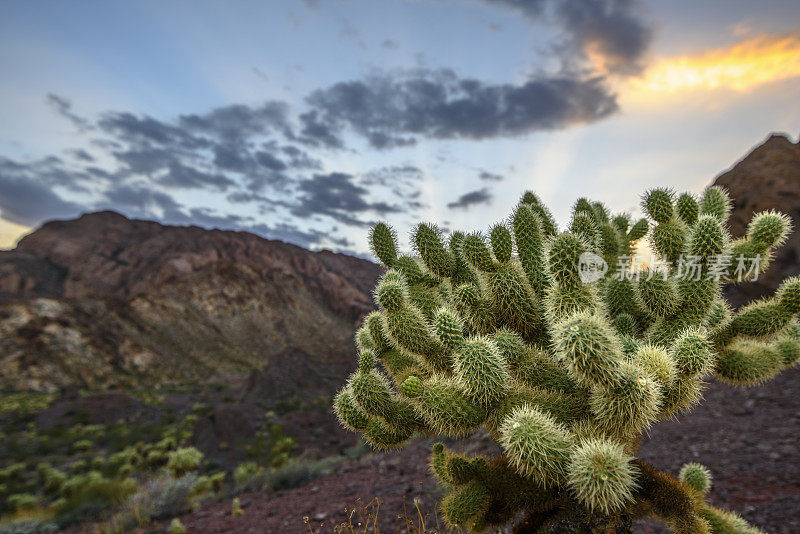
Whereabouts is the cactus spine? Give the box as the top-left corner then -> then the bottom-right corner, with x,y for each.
333,186 -> 797,533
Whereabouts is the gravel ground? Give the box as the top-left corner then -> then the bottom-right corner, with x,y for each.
123,367 -> 800,534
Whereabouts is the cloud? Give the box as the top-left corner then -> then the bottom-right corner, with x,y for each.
305,69 -> 618,148
553,0 -> 652,75
0,158 -> 85,226
159,162 -> 236,190
290,172 -> 404,226
447,187 -> 493,209
479,0 -> 652,75
479,170 -> 503,181
46,93 -> 90,131
628,33 -> 800,94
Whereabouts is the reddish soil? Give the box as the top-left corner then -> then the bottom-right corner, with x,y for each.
127,367 -> 800,534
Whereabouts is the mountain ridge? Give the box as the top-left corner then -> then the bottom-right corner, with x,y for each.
0,211 -> 383,392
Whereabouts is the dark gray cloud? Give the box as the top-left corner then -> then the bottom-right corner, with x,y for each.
46,94 -> 90,131
179,102 -> 292,140
305,69 -> 618,149
291,172 -> 403,226
381,39 -> 399,50
479,170 -> 503,181
0,158 -> 85,226
447,187 -> 493,210
159,162 -> 236,190
479,0 -> 651,75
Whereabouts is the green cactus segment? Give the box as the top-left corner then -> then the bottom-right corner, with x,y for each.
334,187 -> 793,532
567,438 -> 638,515
689,215 -> 726,262
370,222 -> 398,267
365,311 -> 392,353
643,188 -> 675,224
714,339 -> 785,385
418,376 -> 486,435
571,211 -> 599,244
699,185 -> 732,221
454,337 -> 510,405
590,364 -> 661,438
521,190 -> 558,236
499,405 -> 572,486
488,262 -> 543,337
363,416 -> 412,449
513,203 -> 547,293
701,505 -> 767,534
638,275 -> 679,317
729,299 -> 792,338
678,462 -> 711,494
333,388 -> 369,431
414,223 -> 455,278
552,311 -> 623,390
650,219 -> 688,263
604,277 -> 642,318
633,344 -> 677,387
676,193 -> 699,225
627,218 -> 649,242
671,328 -> 714,377
547,233 -> 585,288
463,233 -> 497,272
434,307 -> 466,350
777,275 -> 800,314
375,271 -> 408,312
748,210 -> 792,248
441,481 -> 490,528
358,349 -> 376,373
351,370 -> 393,418
490,224 -> 514,263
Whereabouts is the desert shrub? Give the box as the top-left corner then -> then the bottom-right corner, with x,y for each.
146,449 -> 167,468
52,471 -> 136,526
118,474 -> 197,527
263,457 -> 341,492
233,462 -> 260,489
209,472 -> 226,494
0,520 -> 58,534
68,460 -> 86,474
165,447 -> 203,478
0,394 -> 54,416
231,497 -> 243,517
0,464 -> 26,483
333,187 -> 799,532
167,518 -> 186,534
7,493 -> 38,512
41,468 -> 66,494
190,475 -> 212,496
71,440 -> 92,453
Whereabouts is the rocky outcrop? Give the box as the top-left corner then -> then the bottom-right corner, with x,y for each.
713,134 -> 800,305
0,212 -> 382,392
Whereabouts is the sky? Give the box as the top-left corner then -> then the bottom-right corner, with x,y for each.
1,0 -> 799,256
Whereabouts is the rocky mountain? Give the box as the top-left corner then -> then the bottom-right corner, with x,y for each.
714,133 -> 800,306
0,211 -> 382,393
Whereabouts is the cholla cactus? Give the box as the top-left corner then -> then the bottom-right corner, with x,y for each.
333,186 -> 799,533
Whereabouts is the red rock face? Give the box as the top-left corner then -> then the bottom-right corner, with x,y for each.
713,134 -> 800,306
5,211 -> 380,323
0,212 -> 383,392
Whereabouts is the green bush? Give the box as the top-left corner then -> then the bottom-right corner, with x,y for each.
7,493 -> 38,512
51,471 -> 137,526
165,447 -> 203,478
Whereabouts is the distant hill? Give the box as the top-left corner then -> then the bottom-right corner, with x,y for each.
714,133 -> 800,306
0,211 -> 382,393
